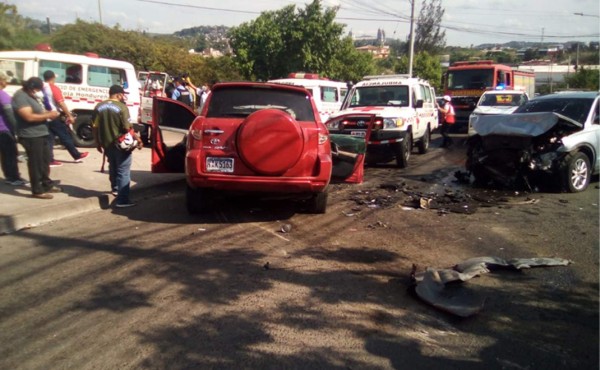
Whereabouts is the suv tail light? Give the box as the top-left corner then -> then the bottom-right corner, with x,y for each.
318,133 -> 328,145
190,129 -> 203,141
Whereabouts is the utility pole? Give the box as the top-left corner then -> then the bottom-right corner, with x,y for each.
98,0 -> 103,25
408,0 -> 416,78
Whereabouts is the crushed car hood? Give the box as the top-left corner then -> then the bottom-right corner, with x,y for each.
472,112 -> 582,137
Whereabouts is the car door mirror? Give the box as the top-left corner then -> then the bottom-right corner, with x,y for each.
415,99 -> 424,108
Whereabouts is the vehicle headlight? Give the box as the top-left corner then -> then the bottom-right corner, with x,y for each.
469,114 -> 477,124
383,118 -> 400,129
326,120 -> 340,130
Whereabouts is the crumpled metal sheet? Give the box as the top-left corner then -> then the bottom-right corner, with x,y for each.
472,112 -> 581,137
415,268 -> 486,318
412,256 -> 572,317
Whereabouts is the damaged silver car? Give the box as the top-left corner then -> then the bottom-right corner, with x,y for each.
466,91 -> 599,192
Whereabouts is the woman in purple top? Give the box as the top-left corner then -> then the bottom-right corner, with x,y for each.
0,71 -> 27,185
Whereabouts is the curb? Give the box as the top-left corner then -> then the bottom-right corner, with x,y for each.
0,195 -> 110,235
0,178 -> 186,235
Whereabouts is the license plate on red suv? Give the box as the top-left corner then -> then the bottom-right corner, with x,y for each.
206,157 -> 234,173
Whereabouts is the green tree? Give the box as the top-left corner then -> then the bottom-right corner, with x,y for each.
0,3 -> 46,50
229,0 -> 365,81
564,67 -> 600,91
414,0 -> 446,54
485,50 -> 516,64
395,51 -> 442,90
331,37 -> 375,82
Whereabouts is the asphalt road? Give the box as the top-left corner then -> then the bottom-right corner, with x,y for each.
0,137 -> 598,370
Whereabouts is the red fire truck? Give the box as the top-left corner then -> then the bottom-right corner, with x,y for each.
443,60 -> 535,132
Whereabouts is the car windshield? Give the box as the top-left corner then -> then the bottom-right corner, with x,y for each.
447,69 -> 494,90
515,97 -> 594,124
206,86 -> 315,121
480,93 -> 525,107
348,86 -> 410,107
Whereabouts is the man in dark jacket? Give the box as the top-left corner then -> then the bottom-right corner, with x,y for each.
92,85 -> 141,208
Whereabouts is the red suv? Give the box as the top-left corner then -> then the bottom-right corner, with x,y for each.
151,82 -> 333,213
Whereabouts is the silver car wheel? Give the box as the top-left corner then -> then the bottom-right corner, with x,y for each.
571,157 -> 589,191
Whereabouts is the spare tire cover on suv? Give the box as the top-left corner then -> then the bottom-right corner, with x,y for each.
237,109 -> 305,175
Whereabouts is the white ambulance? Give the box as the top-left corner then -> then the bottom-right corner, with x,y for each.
0,49 -> 140,147
325,74 -> 438,168
269,73 -> 348,122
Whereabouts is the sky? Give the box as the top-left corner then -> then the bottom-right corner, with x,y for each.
10,0 -> 600,47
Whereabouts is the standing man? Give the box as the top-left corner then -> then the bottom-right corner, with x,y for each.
171,77 -> 193,108
0,71 -> 27,185
198,83 -> 211,113
12,77 -> 61,199
92,85 -> 141,208
42,70 -> 89,166
437,95 -> 455,148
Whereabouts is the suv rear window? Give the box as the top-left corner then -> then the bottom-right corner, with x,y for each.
206,86 -> 315,122
515,97 -> 594,124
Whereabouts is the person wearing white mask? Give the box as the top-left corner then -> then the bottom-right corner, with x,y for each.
12,77 -> 61,199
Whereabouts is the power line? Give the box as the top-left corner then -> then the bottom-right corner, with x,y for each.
136,0 -> 261,15
135,0 -> 599,41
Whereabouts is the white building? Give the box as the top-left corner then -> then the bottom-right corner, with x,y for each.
518,64 -> 599,88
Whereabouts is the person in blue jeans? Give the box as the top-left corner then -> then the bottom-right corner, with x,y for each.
92,85 -> 142,208
42,70 -> 89,166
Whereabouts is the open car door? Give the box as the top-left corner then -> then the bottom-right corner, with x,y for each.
151,96 -> 197,173
329,114 -> 376,184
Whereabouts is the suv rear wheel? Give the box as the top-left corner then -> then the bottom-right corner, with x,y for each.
560,152 -> 591,193
395,131 -> 412,168
306,190 -> 328,214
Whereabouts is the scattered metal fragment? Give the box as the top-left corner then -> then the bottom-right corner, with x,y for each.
367,221 -> 387,229
414,268 -> 486,318
411,256 -> 572,317
419,197 -> 433,209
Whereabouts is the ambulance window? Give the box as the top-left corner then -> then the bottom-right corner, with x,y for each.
322,87 -> 337,103
340,88 -> 347,100
39,60 -> 82,84
88,66 -> 127,88
422,84 -> 432,103
0,59 -> 25,85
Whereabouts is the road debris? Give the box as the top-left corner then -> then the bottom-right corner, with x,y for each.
411,256 -> 572,317
346,180 -> 542,216
280,224 -> 292,233
367,221 -> 388,229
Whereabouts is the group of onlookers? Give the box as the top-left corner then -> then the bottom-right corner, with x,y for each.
0,72 -> 141,206
168,75 -> 211,113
